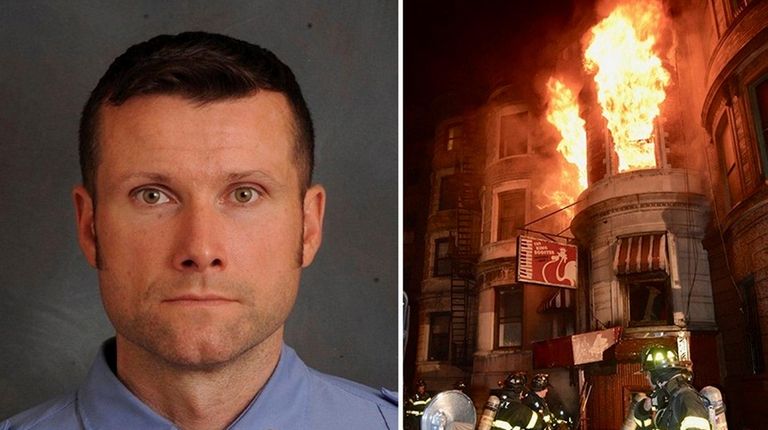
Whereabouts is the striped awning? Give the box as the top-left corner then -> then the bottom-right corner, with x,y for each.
613,233 -> 668,275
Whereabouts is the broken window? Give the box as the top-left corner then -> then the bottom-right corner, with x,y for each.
624,274 -> 671,327
613,233 -> 671,327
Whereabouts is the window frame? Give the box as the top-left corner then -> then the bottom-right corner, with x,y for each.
622,272 -> 672,328
438,174 -> 460,211
433,237 -> 452,277
498,111 -> 529,159
428,312 -> 451,361
495,189 -> 527,242
740,275 -> 764,374
447,123 -> 464,152
715,111 -> 744,208
748,73 -> 768,181
606,120 -> 666,174
495,285 -> 523,349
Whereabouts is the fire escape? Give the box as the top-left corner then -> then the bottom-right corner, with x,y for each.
450,152 -> 480,368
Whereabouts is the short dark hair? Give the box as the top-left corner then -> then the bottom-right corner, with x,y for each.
79,31 -> 314,197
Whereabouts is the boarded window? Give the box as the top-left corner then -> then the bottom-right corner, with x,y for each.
497,190 -> 526,241
496,287 -> 523,348
428,312 -> 451,361
499,113 -> 528,158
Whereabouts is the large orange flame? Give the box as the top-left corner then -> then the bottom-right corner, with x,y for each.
542,77 -> 588,220
546,77 -> 588,190
584,1 -> 669,172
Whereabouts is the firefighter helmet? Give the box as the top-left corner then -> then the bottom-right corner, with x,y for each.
504,372 -> 527,391
416,379 -> 427,389
454,380 -> 467,391
530,373 -> 551,391
640,345 -> 683,372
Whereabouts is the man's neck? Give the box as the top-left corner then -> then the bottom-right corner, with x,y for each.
114,330 -> 283,430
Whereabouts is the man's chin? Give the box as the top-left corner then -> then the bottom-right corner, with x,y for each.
121,324 -> 261,371
115,311 -> 286,371
152,337 -> 255,371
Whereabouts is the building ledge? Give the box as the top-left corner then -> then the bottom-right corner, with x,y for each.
721,183 -> 768,238
480,239 -> 517,262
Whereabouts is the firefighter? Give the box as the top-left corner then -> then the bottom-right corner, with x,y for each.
405,379 -> 432,430
632,345 -> 712,430
491,373 -> 543,430
523,373 -> 556,429
552,406 -> 575,430
492,372 -> 527,401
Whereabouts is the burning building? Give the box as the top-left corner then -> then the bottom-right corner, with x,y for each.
405,0 -> 768,428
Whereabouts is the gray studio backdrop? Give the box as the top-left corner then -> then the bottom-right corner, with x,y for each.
0,1 -> 397,418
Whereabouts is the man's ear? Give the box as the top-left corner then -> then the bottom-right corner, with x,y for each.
301,184 -> 326,268
73,185 -> 98,269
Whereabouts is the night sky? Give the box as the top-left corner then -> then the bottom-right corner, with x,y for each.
405,0 -> 597,144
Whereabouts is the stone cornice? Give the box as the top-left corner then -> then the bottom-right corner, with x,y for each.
572,193 -> 709,239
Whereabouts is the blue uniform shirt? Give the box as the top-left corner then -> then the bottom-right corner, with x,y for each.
2,339 -> 397,429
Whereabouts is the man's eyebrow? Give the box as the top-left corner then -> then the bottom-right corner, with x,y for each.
115,170 -> 282,186
226,170 -> 278,183
116,172 -> 172,183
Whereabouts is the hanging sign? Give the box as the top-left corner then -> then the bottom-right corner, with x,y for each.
517,235 -> 578,289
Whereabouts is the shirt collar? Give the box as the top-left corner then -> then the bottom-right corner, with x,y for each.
77,338 -> 309,429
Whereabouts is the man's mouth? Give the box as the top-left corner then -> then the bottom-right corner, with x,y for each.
163,294 -> 237,305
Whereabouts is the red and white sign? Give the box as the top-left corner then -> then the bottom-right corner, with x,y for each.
572,327 -> 621,365
517,235 -> 578,289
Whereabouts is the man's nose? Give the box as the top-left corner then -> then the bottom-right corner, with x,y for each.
172,203 -> 227,272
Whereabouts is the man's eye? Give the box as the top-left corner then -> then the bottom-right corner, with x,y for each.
233,187 -> 259,203
136,188 -> 170,205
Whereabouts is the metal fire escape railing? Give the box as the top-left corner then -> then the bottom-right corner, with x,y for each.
450,153 -> 480,368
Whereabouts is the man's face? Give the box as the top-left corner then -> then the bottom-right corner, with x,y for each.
73,92 -> 325,369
